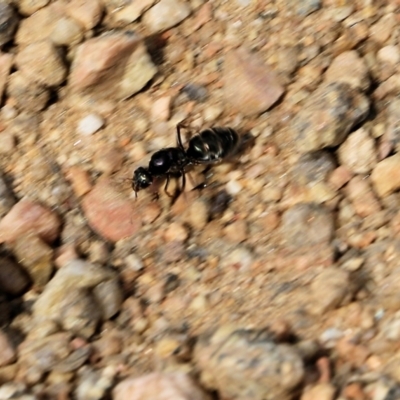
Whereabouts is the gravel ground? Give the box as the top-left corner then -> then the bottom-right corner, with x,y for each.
1,0 -> 400,399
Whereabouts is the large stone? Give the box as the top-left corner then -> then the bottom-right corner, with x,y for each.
292,82 -> 369,152
69,32 -> 157,100
224,47 -> 284,116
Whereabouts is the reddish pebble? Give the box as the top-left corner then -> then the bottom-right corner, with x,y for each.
0,199 -> 61,244
328,166 -> 353,190
82,179 -> 141,242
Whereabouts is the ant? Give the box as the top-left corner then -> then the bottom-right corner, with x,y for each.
132,123 -> 240,199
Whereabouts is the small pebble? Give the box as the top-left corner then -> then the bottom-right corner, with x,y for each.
164,222 -> 189,243
77,114 -> 105,136
182,83 -> 208,102
309,267 -> 350,315
226,179 -> 242,195
338,128 -> 377,174
151,96 -> 172,122
300,383 -> 335,400
142,0 -> 192,34
66,0 -> 103,30
50,17 -> 83,46
93,146 -> 123,175
325,51 -> 370,91
371,154 -> 400,198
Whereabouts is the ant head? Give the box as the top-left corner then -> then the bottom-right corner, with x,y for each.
132,167 -> 153,197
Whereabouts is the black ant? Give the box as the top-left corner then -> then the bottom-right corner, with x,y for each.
132,123 -> 240,199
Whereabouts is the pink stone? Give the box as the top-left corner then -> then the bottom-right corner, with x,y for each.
82,179 -> 141,242
0,199 -> 61,244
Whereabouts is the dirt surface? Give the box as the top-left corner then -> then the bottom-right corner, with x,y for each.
1,0 -> 400,399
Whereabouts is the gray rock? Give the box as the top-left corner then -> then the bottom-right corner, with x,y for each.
93,278 -> 123,320
291,83 -> 369,152
280,203 -> 334,249
7,72 -> 50,112
18,332 -> 71,380
194,326 -> 304,400
0,3 -> 18,46
33,259 -> 116,337
0,174 -> 15,219
0,255 -> 31,295
295,0 -> 321,16
293,151 -> 336,185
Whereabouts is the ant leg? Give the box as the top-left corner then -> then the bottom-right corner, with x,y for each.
164,174 -> 175,198
176,122 -> 185,149
181,169 -> 186,193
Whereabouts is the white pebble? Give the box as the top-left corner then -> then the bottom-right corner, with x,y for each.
1,104 -> 18,120
77,114 -> 105,136
226,179 -> 242,195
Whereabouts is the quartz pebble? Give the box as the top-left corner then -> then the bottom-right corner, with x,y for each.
114,372 -> 210,400
194,326 -> 304,400
224,47 -> 284,116
142,0 -> 191,34
77,114 -> 104,136
50,17 -> 83,46
338,127 -> 377,174
0,199 -> 61,244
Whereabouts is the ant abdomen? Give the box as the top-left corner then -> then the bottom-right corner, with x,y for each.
186,127 -> 240,164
